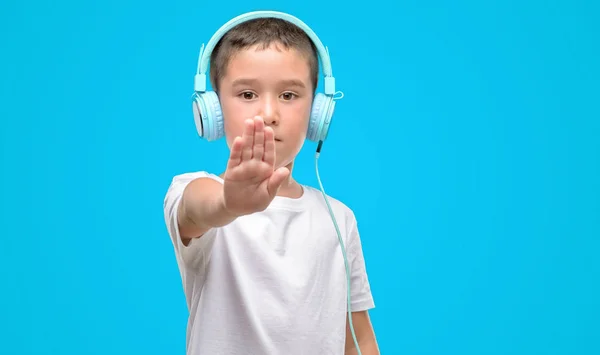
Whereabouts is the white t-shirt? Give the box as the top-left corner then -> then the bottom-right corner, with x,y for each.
163,171 -> 375,355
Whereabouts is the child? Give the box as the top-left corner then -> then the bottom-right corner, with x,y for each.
164,11 -> 379,355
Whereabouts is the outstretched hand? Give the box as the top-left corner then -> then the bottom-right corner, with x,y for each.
222,116 -> 290,216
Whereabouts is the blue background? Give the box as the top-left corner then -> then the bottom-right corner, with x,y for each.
1,0 -> 599,354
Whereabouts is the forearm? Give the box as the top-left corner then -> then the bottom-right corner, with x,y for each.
178,178 -> 238,242
345,311 -> 379,355
345,338 -> 379,355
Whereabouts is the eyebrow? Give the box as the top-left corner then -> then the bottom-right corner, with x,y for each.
231,78 -> 306,88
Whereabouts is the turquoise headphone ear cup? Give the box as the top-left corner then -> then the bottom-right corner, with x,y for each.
192,94 -> 207,138
307,93 -> 335,142
206,91 -> 224,140
192,91 -> 224,141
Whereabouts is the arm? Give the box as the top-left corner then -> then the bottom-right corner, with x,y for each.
177,117 -> 289,246
345,311 -> 379,355
177,177 -> 238,245
344,214 -> 378,354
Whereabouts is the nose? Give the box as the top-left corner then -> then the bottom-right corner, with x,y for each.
260,96 -> 279,126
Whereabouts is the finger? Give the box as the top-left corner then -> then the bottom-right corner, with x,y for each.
226,136 -> 243,170
263,126 -> 276,165
267,167 -> 290,197
252,116 -> 265,161
241,119 -> 254,161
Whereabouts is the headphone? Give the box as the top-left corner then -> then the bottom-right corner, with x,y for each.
192,10 -> 340,143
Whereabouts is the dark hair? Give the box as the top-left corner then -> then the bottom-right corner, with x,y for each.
209,17 -> 319,94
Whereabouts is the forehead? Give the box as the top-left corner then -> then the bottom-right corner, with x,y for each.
223,42 -> 312,84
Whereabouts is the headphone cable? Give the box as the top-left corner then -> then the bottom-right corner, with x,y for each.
315,141 -> 362,355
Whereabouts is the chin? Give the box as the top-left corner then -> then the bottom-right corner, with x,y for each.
274,153 -> 293,169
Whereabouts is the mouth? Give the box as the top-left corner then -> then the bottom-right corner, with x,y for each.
274,138 -> 282,142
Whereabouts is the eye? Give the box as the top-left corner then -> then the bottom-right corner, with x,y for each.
240,91 -> 256,100
280,92 -> 297,101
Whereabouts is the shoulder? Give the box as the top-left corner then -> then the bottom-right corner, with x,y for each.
163,170 -> 222,212
165,170 -> 222,195
301,184 -> 358,226
168,171 -> 223,187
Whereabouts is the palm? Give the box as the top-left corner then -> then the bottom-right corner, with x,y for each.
223,116 -> 289,216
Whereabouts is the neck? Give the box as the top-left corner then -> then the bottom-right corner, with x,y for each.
276,160 -> 303,199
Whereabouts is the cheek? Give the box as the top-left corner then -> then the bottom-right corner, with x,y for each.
292,101 -> 312,133
220,97 -> 246,145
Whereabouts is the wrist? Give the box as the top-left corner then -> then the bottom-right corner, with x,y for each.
217,189 -> 242,223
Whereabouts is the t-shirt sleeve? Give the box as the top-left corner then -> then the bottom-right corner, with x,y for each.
346,212 -> 376,312
163,171 -> 219,267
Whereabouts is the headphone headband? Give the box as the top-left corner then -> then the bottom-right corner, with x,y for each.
193,11 -> 335,95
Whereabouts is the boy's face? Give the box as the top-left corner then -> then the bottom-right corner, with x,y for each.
218,42 -> 313,170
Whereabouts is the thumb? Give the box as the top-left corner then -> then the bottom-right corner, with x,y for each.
267,167 -> 290,197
